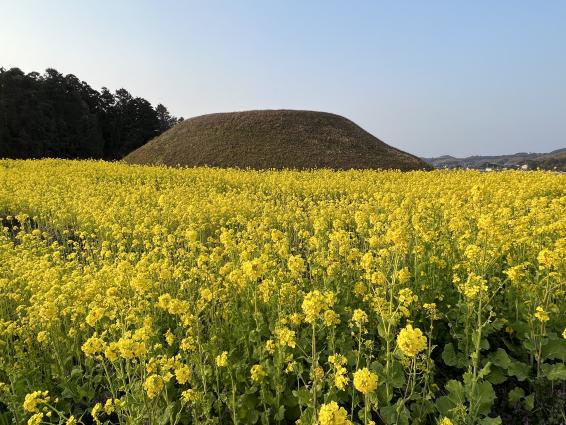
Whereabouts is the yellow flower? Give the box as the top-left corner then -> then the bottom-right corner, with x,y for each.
458,272 -> 488,299
23,390 -> 50,413
439,418 -> 453,425
302,290 -> 335,324
104,343 -> 119,362
36,331 -> 48,343
396,267 -> 411,283
81,334 -> 106,357
181,388 -> 199,403
323,310 -> 341,327
91,402 -> 102,422
353,368 -> 378,394
144,374 -> 164,399
275,327 -> 296,348
534,306 -> 549,322
397,324 -> 427,357
85,306 -> 105,327
265,339 -> 276,354
328,354 -> 349,390
175,365 -> 191,384
27,413 -> 44,425
562,328 -> 566,339
311,366 -> 324,381
66,416 -> 77,425
351,309 -> 368,327
398,288 -> 418,306
104,399 -> 115,415
318,401 -> 352,425
287,255 -> 306,277
216,351 -> 228,367
165,329 -> 175,346
115,336 -> 147,359
250,364 -> 266,382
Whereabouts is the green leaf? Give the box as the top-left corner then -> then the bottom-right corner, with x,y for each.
409,398 -> 434,417
478,362 -> 492,379
474,381 -> 496,415
282,390 -> 298,407
436,396 -> 457,417
380,402 -> 409,425
541,363 -> 566,381
507,360 -> 529,381
508,387 -> 525,404
376,383 -> 393,404
377,322 -> 388,338
442,343 -> 458,367
541,338 -> 566,361
70,367 -> 83,379
480,416 -> 502,425
488,349 -> 511,369
487,366 -> 508,385
523,394 -> 534,411
390,360 -> 406,389
522,339 -> 536,351
380,405 -> 398,425
274,406 -> 286,421
292,388 -> 310,406
445,379 -> 465,401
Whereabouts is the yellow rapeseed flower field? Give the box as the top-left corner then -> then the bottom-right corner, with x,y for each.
0,159 -> 565,424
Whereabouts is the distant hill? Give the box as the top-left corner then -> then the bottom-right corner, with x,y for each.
125,110 -> 431,171
423,148 -> 566,171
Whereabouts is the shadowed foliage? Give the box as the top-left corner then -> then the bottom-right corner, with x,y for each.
0,67 -> 182,160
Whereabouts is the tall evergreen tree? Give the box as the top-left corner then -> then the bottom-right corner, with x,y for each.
0,67 -> 181,160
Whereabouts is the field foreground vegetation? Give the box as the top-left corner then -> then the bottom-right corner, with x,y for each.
0,160 -> 565,424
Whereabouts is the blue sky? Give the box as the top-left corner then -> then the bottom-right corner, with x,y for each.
1,0 -> 565,157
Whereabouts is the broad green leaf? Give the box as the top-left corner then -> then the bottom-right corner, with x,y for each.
480,416 -> 502,425
442,343 -> 458,367
507,387 -> 524,404
507,360 -> 530,381
70,367 -> 83,379
523,394 -> 534,411
390,360 -> 406,389
445,379 -> 465,402
274,405 -> 285,421
478,362 -> 492,379
292,388 -> 310,405
487,366 -> 507,385
380,402 -> 410,425
380,405 -> 399,425
541,363 -> 566,381
436,396 -> 457,417
488,348 -> 511,369
541,338 -> 566,361
474,381 -> 496,415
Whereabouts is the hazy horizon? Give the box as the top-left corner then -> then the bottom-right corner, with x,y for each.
1,0 -> 565,157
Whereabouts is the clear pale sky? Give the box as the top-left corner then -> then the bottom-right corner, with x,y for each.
1,0 -> 565,157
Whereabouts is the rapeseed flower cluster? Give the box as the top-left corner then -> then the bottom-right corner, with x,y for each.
0,160 -> 564,424
397,325 -> 428,358
353,368 -> 379,394
318,401 -> 352,425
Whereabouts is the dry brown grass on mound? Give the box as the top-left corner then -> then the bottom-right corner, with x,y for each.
124,109 -> 431,171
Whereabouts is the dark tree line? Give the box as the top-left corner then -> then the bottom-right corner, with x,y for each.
0,67 -> 183,160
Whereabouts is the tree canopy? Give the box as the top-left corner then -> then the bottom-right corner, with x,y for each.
0,67 -> 182,160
